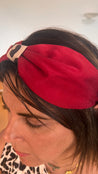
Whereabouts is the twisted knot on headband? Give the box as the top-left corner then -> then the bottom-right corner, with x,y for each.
0,42 -> 98,109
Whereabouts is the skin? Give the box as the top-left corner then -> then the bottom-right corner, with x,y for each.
0,81 -> 98,174
0,82 -> 77,174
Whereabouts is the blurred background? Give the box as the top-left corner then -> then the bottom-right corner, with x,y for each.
0,0 -> 98,131
0,0 -> 98,56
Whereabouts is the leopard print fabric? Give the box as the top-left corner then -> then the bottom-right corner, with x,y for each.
0,143 -> 48,174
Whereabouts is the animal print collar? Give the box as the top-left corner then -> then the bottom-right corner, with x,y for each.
0,143 -> 48,174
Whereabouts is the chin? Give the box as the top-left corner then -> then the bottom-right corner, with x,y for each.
20,156 -> 43,167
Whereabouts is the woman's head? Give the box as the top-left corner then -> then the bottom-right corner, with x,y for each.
0,28 -> 98,172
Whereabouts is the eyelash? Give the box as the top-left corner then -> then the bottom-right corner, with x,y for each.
25,119 -> 43,129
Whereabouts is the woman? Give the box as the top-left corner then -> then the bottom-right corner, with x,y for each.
0,28 -> 98,174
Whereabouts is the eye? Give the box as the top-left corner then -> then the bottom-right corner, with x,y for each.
25,117 -> 43,128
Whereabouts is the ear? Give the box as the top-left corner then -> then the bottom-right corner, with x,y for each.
94,104 -> 98,109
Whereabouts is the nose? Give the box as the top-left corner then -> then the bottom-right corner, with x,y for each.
3,113 -> 22,142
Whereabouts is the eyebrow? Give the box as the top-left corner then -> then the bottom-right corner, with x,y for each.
1,96 -> 49,120
17,113 -> 49,120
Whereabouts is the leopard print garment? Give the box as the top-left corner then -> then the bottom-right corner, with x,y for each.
0,143 -> 48,174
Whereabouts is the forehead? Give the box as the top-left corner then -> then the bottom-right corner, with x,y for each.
3,73 -> 36,105
2,80 -> 52,120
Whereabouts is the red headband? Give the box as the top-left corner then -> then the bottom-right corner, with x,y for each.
0,42 -> 98,109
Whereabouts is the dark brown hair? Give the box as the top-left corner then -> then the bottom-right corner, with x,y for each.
0,28 -> 98,173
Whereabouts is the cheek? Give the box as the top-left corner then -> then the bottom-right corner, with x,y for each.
28,128 -> 75,157
29,134 -> 62,161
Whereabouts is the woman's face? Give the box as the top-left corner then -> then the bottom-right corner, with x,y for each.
1,82 -> 76,168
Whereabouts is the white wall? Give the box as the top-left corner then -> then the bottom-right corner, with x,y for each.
0,0 -> 98,56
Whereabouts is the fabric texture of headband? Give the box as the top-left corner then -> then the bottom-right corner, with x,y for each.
0,42 -> 98,109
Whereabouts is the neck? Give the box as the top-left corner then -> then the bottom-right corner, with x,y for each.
45,160 -> 98,174
45,152 -> 79,174
46,162 -> 78,174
